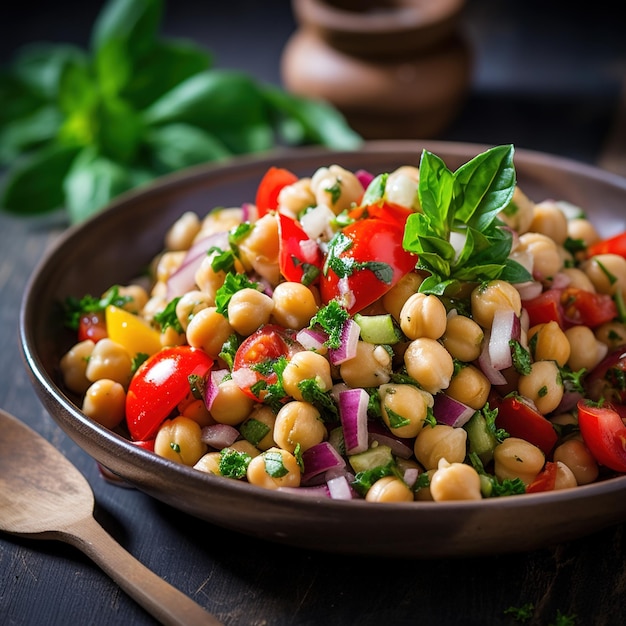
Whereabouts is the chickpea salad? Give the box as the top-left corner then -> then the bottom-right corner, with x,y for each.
61,144 -> 626,503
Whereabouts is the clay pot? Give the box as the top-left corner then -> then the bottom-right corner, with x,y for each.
281,0 -> 473,139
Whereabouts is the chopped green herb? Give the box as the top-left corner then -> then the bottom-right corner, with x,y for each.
298,378 -> 339,420
188,373 -> 206,400
170,442 -> 181,454
504,602 -> 535,622
309,300 -> 349,349
219,448 -> 252,479
383,405 -> 411,429
351,461 -> 396,497
263,449 -> 289,478
154,297 -> 183,334
219,333 -> 241,369
131,352 -> 149,374
63,285 -> 131,330
240,418 -> 271,446
510,339 -> 532,375
214,273 -> 260,316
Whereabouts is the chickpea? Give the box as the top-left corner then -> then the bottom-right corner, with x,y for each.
194,252 -> 226,302
441,313 -> 484,362
228,288 -> 274,336
498,185 -> 535,234
154,416 -> 207,466
404,337 -> 454,394
582,253 -> 626,297
517,232 -> 562,282
414,424 -> 467,470
142,294 -> 168,323
246,447 -> 301,490
238,213 -> 281,286
271,282 -> 318,330
528,200 -> 569,245
567,217 -> 600,249
517,360 -> 563,415
365,476 -> 414,503
310,165 -> 363,215
273,401 -> 327,453
429,458 -> 482,501
209,378 -> 255,426
60,339 -> 95,394
198,207 -> 244,238
595,321 -> 626,350
155,250 -> 186,284
553,460 -> 578,490
378,383 -> 432,438
116,284 -> 149,314
399,292 -> 447,340
385,166 -> 420,210
553,438 -> 599,485
470,280 -> 522,329
241,405 -> 277,451
227,440 -> 261,458
85,338 -> 133,386
165,211 -> 201,251
81,379 -> 126,429
565,325 -> 608,372
493,437 -> 544,485
194,451 -> 222,475
340,342 -> 392,387
559,267 -> 596,292
527,321 -> 571,367
445,364 -> 491,410
382,272 -> 424,321
175,290 -> 212,331
282,351 -> 333,401
186,307 -> 234,359
277,178 -> 315,217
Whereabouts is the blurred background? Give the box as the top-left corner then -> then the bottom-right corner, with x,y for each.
2,0 -> 625,171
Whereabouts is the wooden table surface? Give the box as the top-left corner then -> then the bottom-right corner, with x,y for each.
1,1 -> 626,624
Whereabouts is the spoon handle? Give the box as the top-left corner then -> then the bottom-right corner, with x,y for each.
57,515 -> 223,626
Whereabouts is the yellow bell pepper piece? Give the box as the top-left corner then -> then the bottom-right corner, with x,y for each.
105,305 -> 162,357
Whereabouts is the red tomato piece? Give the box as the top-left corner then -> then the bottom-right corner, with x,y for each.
232,325 -> 301,402
320,218 -> 417,315
126,346 -> 213,442
255,167 -> 299,218
526,461 -> 558,493
78,311 -> 108,343
577,399 -> 626,473
587,231 -> 626,258
492,393 -> 558,455
561,286 -> 617,328
277,213 -> 322,285
523,289 -> 564,328
348,201 -> 413,228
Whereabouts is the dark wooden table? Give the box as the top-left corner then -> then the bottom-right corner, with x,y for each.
2,1 -> 626,624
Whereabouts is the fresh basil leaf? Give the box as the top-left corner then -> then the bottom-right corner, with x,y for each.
0,72 -> 45,129
63,147 -> 136,222
143,70 -> 274,154
454,263 -> 506,282
120,39 -> 212,110
416,252 -> 451,278
0,105 -> 63,163
417,150 -> 454,238
57,59 -> 98,116
144,123 -> 231,173
91,0 -> 162,61
1,143 -> 80,214
361,173 -> 387,206
499,258 -> 533,283
454,144 -> 515,231
262,85 -> 362,150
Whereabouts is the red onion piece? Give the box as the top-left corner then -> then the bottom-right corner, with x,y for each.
403,468 -> 420,489
203,368 -> 229,411
277,485 -> 331,498
432,393 -> 475,428
200,423 -> 239,449
489,309 -> 521,371
296,327 -> 328,352
329,318 -> 360,365
166,231 -> 229,299
354,169 -> 374,189
326,474 -> 355,500
301,441 -> 346,484
339,388 -> 369,454
515,280 -> 544,301
478,330 -> 508,385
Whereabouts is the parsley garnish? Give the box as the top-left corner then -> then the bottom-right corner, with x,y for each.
309,300 -> 349,349
240,419 -> 271,446
510,339 -> 532,375
263,449 -> 289,478
214,273 -> 260,316
402,145 -> 532,296
298,378 -> 339,420
351,461 -> 397,497
504,603 -> 535,622
154,297 -> 184,334
63,285 -> 131,330
131,352 -> 149,374
219,333 -> 242,369
219,448 -> 252,479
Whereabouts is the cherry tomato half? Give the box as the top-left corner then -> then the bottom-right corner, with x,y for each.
255,166 -> 299,218
587,231 -> 626,258
491,393 -> 558,455
320,218 -> 417,315
232,324 -> 301,402
526,461 -> 558,493
278,213 -> 323,285
78,311 -> 108,343
577,399 -> 626,473
126,346 -> 213,442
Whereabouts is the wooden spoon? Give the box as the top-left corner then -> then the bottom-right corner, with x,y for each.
0,408 -> 223,626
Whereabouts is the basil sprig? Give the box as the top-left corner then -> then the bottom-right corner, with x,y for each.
402,144 -> 532,295
0,0 -> 361,224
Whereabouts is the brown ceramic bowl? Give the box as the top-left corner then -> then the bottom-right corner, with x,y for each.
20,140 -> 626,558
